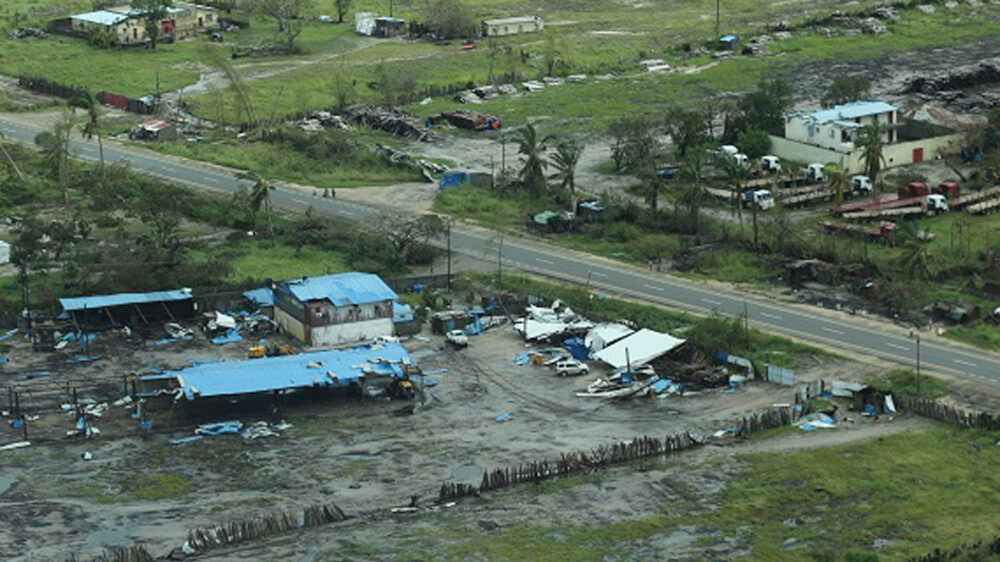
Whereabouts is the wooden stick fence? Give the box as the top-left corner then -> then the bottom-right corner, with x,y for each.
182,501 -> 346,554
440,407 -> 795,500
897,397 -> 1000,431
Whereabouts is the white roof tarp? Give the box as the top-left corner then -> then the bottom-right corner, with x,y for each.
593,328 -> 685,369
584,323 -> 634,352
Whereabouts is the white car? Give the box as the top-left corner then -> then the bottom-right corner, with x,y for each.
554,359 -> 590,377
445,330 -> 469,347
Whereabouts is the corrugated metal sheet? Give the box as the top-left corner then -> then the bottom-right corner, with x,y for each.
243,288 -> 275,307
60,289 -> 192,312
72,10 -> 129,26
155,342 -> 412,399
282,272 -> 397,306
809,101 -> 897,123
593,328 -> 685,369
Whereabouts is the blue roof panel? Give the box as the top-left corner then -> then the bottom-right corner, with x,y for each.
149,342 -> 413,399
60,289 -> 193,312
808,101 -> 897,124
243,288 -> 275,307
281,272 -> 397,306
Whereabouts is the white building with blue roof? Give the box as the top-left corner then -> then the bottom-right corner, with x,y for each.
274,272 -> 399,346
770,99 -> 963,173
785,100 -> 898,152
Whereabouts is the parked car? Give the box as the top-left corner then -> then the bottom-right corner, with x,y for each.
554,359 -> 590,377
445,329 -> 469,348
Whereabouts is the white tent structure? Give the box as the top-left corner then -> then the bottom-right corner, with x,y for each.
593,329 -> 685,369
584,323 -> 634,352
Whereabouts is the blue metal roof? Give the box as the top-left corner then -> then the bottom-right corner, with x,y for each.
393,302 -> 413,322
72,10 -> 130,26
146,342 -> 413,399
280,272 -> 397,306
60,289 -> 192,312
243,288 -> 275,308
808,101 -> 897,124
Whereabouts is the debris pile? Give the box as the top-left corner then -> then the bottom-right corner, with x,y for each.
341,104 -> 430,141
293,111 -> 351,133
9,28 -> 48,39
430,110 -> 501,131
375,144 -> 448,180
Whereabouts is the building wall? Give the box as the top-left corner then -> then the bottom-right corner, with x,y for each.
274,307 -> 307,342
769,133 -> 964,174
72,5 -> 215,45
310,318 -> 394,347
484,18 -> 543,37
785,109 -> 896,151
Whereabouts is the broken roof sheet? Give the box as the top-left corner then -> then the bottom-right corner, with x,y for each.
154,342 -> 412,400
584,324 -> 634,352
807,101 -> 897,124
281,272 -> 397,306
60,289 -> 192,312
592,328 -> 685,369
243,288 -> 275,308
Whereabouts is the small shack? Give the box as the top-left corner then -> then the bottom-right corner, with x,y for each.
482,16 -> 543,37
355,12 -> 406,37
59,289 -> 195,330
130,119 -> 178,141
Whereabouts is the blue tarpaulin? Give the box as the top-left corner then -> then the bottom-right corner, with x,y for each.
195,421 -> 243,435
563,337 -> 589,360
211,328 -> 243,345
60,289 -> 192,312
146,342 -> 414,400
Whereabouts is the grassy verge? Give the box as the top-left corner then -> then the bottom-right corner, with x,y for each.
870,368 -> 949,400
188,240 -> 349,284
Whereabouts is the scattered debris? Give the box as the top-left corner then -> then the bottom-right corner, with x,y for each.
341,104 -> 430,141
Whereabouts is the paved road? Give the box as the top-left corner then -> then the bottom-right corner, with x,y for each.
2,115 -> 999,384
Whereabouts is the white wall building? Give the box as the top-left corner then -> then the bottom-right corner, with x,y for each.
770,100 -> 963,173
482,16 -> 543,37
274,272 -> 397,347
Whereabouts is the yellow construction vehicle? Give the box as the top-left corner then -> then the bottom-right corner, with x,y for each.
386,378 -> 415,400
248,345 -> 266,358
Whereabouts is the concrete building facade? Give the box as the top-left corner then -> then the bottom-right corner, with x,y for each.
482,16 -> 543,37
70,2 -> 217,45
274,272 -> 397,347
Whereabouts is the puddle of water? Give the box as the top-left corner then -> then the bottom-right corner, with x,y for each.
87,527 -> 132,548
449,463 -> 483,483
0,476 -> 16,495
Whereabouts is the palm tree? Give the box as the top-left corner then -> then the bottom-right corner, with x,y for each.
35,111 -> 74,205
0,131 -> 25,181
513,122 -> 548,197
236,171 -> 275,235
70,91 -> 105,181
824,163 -> 850,208
548,139 -> 583,211
720,156 -> 748,235
675,159 -> 708,234
856,120 -> 887,190
897,222 -> 933,280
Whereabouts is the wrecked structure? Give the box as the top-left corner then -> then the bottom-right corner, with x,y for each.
354,12 -> 406,37
59,289 -> 196,331
274,273 -> 398,347
482,16 -> 543,37
137,342 -> 414,401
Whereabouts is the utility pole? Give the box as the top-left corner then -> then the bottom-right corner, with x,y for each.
496,233 -> 504,286
915,332 -> 921,396
446,220 -> 452,292
744,301 -> 750,350
715,0 -> 721,39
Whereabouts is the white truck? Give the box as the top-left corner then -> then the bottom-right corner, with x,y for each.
742,188 -> 775,210
760,155 -> 781,174
806,163 -> 825,183
850,175 -> 873,194
445,329 -> 469,348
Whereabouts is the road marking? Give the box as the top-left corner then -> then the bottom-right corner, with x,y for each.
954,359 -> 978,368
759,312 -> 782,320
642,283 -> 659,291
291,198 -> 309,206
822,327 -> 845,335
886,342 -> 908,351
591,271 -> 607,278
701,298 -> 722,305
535,257 -> 555,265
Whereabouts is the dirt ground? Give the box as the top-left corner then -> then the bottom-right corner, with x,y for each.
0,319 -> 913,561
